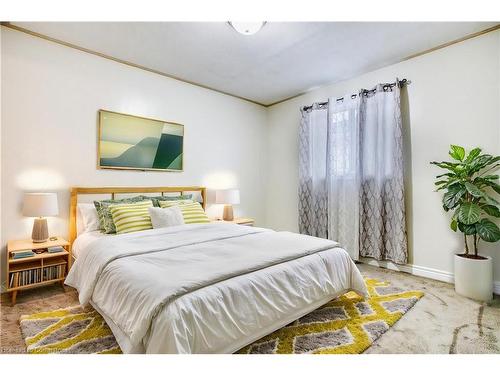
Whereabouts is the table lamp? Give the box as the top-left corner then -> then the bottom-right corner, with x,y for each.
215,189 -> 240,221
23,193 -> 59,243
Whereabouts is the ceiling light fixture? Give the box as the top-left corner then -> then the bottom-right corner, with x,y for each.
228,22 -> 266,35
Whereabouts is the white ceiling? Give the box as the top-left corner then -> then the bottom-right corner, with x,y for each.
11,22 -> 498,106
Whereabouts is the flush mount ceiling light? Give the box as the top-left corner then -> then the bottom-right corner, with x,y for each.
228,22 -> 266,35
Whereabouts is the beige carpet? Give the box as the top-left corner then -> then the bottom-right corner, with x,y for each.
2,264 -> 499,354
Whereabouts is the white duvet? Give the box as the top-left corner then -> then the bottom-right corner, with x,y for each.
66,223 -> 367,353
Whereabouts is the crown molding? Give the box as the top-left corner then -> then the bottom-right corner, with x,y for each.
266,23 -> 500,107
0,22 -> 267,107
2,22 -> 500,108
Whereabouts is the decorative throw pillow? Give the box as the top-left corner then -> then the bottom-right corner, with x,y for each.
77,203 -> 100,234
94,196 -> 149,234
148,206 -> 184,229
158,201 -> 210,224
145,194 -> 193,207
157,199 -> 193,208
108,200 -> 154,234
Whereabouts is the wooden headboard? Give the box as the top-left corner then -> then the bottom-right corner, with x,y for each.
69,186 -> 207,246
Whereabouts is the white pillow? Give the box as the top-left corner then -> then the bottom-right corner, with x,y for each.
148,206 -> 184,229
77,203 -> 100,234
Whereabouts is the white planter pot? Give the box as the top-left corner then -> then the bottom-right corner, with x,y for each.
454,254 -> 493,302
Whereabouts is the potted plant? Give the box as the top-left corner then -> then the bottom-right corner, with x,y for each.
431,145 -> 499,301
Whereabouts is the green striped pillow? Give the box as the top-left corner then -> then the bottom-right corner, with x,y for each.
94,195 -> 147,234
159,201 -> 210,224
108,200 -> 154,234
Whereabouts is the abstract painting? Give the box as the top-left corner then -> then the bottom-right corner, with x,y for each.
98,110 -> 183,171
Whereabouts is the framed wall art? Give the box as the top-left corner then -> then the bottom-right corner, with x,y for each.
98,110 -> 184,171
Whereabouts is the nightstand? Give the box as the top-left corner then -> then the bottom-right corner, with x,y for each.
212,217 -> 255,226
6,237 -> 70,305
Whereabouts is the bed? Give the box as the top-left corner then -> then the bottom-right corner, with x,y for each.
65,186 -> 367,354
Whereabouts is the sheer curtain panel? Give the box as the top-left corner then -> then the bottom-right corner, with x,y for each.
327,96 -> 361,260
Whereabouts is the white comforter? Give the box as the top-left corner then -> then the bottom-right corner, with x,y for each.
66,223 -> 367,353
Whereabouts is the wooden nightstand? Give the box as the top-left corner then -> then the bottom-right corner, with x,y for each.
212,217 -> 255,226
6,237 -> 70,305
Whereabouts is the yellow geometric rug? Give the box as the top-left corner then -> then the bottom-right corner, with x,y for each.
19,306 -> 121,354
19,278 -> 423,354
238,278 -> 424,354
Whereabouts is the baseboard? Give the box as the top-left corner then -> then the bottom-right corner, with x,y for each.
359,257 -> 500,295
494,281 -> 500,295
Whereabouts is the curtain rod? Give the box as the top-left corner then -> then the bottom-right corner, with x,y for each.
301,78 -> 411,112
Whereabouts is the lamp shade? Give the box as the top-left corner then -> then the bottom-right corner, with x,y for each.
23,193 -> 59,217
215,189 -> 240,205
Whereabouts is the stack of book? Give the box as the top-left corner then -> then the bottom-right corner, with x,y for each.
48,246 -> 65,253
43,264 -> 66,281
11,249 -> 35,259
10,269 -> 42,287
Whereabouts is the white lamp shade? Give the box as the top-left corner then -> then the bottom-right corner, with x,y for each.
215,189 -> 240,205
23,193 -> 59,217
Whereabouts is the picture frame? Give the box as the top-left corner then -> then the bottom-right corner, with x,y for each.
97,109 -> 184,172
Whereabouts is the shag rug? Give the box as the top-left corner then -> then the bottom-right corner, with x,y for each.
19,278 -> 423,354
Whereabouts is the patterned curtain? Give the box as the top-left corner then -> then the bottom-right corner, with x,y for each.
358,83 -> 407,263
298,104 -> 328,238
299,79 -> 408,264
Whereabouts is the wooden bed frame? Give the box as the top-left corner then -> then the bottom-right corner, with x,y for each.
69,186 -> 207,252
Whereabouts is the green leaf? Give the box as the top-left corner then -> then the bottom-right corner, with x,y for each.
450,219 -> 458,232
474,178 -> 500,194
458,222 -> 477,235
469,155 -> 495,173
436,173 -> 454,178
482,205 -> 500,217
430,161 -> 459,172
434,180 -> 448,186
464,147 -> 481,163
437,179 -> 460,191
483,195 -> 500,208
484,180 -> 500,195
443,184 -> 466,210
449,145 -> 465,161
464,181 -> 483,197
475,219 -> 500,242
457,202 -> 482,224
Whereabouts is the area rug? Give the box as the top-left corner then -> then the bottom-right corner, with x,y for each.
238,278 -> 424,354
19,306 -> 121,354
19,278 -> 423,354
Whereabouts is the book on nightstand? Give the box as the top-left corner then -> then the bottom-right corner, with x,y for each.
48,246 -> 65,253
11,250 -> 35,259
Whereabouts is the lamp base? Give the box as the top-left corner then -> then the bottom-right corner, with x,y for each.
32,217 -> 49,243
222,205 -> 234,221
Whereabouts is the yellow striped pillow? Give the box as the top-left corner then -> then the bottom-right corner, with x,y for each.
158,199 -> 193,208
159,201 -> 210,224
108,200 -> 153,234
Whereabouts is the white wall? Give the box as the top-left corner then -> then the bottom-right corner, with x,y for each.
266,31 -> 500,282
2,26 -> 499,291
0,27 -> 268,284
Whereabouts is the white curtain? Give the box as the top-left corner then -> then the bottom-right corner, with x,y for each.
298,80 -> 408,264
298,104 -> 328,238
327,96 -> 361,260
